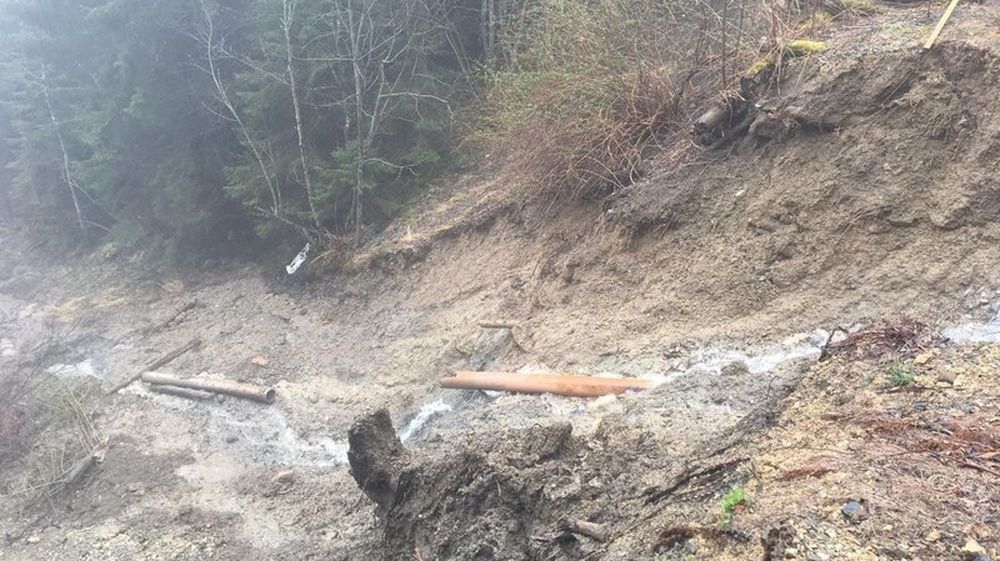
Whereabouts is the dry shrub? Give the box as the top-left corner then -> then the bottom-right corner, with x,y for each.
470,0 -> 792,198
0,371 -> 34,471
846,412 -> 999,472
0,370 -> 103,500
822,317 -> 939,362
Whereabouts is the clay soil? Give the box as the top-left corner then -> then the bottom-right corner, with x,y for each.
1,4 -> 998,561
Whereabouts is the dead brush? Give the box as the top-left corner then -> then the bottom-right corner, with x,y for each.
820,317 -> 939,362
0,371 -> 33,472
495,66 -> 684,199
2,377 -> 105,501
467,0 -> 850,203
843,412 -> 999,474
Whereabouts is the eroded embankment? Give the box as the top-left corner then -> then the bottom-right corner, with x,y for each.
0,5 -> 998,561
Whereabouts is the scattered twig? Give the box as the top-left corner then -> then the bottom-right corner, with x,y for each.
643,457 -> 748,505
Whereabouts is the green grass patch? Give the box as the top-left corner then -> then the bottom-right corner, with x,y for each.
719,487 -> 752,526
887,363 -> 915,387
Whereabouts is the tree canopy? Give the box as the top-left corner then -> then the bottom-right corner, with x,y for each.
0,0 -> 485,261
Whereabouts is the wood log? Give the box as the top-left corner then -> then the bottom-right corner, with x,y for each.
107,337 -> 201,395
142,371 -> 275,403
561,519 -> 610,542
148,384 -> 212,401
693,105 -> 732,135
441,371 -> 653,398
145,300 -> 199,334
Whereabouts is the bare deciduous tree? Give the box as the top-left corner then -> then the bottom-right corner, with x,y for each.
282,0 -> 322,231
39,64 -> 85,234
196,0 -> 283,220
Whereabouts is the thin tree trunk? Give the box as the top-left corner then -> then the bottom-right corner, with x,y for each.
282,0 -> 321,231
198,0 -> 282,216
39,65 -> 85,235
346,2 -> 366,238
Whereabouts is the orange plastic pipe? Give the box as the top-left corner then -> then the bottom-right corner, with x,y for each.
454,371 -> 652,388
441,371 -> 653,397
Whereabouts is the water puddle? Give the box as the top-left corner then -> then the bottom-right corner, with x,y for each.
126,384 -> 349,467
942,309 -> 1000,344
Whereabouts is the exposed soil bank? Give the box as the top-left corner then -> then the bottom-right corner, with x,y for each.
1,4 -> 998,561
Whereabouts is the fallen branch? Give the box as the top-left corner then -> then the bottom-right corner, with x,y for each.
145,300 -> 199,334
107,337 -> 202,395
62,446 -> 105,492
141,371 -> 276,403
441,371 -> 653,398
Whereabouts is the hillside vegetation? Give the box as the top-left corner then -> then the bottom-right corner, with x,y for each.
0,0 -> 828,263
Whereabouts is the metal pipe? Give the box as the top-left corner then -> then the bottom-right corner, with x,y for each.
148,384 -> 212,401
141,371 -> 276,403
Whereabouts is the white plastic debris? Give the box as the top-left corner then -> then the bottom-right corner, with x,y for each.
285,243 -> 311,275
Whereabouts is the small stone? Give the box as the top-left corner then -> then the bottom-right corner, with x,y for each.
937,371 -> 957,384
963,539 -> 987,556
784,546 -> 800,558
924,530 -> 941,542
272,469 -> 296,485
913,353 -> 932,366
721,361 -> 750,377
26,536 -> 41,544
807,551 -> 831,561
841,500 -> 869,524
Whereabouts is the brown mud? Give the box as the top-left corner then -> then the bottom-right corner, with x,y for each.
1,4 -> 998,561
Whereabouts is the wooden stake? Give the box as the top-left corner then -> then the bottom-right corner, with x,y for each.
923,0 -> 961,50
107,337 -> 201,395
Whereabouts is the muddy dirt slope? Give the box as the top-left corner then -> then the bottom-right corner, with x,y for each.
0,4 -> 998,561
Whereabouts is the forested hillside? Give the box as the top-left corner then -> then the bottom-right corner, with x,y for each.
0,0 -> 776,263
1,1 -> 998,560
0,0 -> 490,260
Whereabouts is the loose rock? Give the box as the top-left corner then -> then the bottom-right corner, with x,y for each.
841,500 -> 869,524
